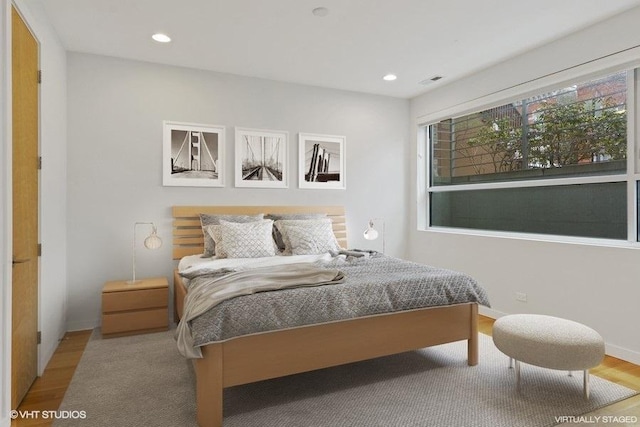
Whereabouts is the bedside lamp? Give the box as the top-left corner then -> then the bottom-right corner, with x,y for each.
363,218 -> 385,253
128,222 -> 162,284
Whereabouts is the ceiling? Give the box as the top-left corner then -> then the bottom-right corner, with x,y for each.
27,0 -> 640,98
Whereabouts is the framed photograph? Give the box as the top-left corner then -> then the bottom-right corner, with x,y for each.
298,133 -> 346,189
163,121 -> 225,187
235,127 -> 288,188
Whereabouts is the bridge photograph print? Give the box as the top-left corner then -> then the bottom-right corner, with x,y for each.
162,121 -> 225,187
299,133 -> 346,190
235,127 -> 289,188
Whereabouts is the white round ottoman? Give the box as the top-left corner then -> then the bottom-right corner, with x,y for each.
492,314 -> 605,399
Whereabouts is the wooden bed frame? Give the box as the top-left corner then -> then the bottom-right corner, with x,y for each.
172,205 -> 478,427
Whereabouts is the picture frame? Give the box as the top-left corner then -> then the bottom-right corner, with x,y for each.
163,121 -> 225,187
235,127 -> 288,188
298,133 -> 346,189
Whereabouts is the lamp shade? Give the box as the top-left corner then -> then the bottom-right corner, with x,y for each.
144,227 -> 162,250
363,220 -> 379,241
363,227 -> 379,241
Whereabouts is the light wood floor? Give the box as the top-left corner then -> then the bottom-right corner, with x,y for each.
11,330 -> 92,427
10,317 -> 640,426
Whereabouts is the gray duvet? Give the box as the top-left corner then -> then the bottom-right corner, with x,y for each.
177,263 -> 345,358
187,254 -> 490,349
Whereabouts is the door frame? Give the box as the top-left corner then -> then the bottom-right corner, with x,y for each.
1,0 -> 14,424
1,0 -> 42,423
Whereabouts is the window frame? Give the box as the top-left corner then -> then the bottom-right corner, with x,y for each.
417,66 -> 640,247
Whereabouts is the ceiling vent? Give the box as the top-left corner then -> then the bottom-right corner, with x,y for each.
419,76 -> 443,85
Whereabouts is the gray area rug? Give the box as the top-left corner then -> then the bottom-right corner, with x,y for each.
54,330 -> 637,427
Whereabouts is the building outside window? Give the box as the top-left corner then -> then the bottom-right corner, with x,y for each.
425,70 -> 634,241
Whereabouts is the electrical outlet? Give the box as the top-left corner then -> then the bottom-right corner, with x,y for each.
515,292 -> 528,302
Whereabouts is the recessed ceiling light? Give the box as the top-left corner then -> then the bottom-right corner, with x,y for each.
312,7 -> 329,17
152,33 -> 171,43
383,74 -> 397,81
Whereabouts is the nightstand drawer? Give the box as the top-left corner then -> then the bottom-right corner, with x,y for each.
102,308 -> 168,335
102,288 -> 168,313
101,277 -> 169,338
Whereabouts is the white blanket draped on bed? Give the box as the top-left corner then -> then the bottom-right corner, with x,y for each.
176,263 -> 345,358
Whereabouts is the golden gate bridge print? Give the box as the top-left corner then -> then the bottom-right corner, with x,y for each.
171,130 -> 218,179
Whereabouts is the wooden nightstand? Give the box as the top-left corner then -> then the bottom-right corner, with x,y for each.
101,277 -> 169,337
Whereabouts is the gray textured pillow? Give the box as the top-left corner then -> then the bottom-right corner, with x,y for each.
265,213 -> 327,251
199,213 -> 264,257
218,220 -> 276,259
204,225 -> 225,257
275,218 -> 339,255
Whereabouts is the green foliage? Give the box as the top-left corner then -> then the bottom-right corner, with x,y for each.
467,97 -> 626,173
468,117 -> 522,173
529,98 -> 626,167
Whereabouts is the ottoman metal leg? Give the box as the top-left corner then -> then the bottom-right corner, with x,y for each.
584,370 -> 590,400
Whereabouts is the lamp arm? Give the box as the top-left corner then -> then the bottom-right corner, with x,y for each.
132,223 -> 136,283
382,220 -> 386,254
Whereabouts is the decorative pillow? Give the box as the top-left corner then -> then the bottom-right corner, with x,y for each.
275,219 -> 339,255
217,220 -> 276,259
265,213 -> 327,251
199,213 -> 264,257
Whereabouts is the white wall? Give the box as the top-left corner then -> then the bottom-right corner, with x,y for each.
409,7 -> 640,363
66,53 -> 410,330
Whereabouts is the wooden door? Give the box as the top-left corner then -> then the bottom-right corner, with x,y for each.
11,5 -> 39,408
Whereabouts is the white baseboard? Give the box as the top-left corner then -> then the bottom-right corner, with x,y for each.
605,342 -> 640,366
38,334 -> 60,376
65,319 -> 97,332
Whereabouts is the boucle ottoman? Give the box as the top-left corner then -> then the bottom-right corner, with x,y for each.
492,314 -> 605,399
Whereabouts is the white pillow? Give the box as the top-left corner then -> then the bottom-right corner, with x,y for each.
265,213 -> 327,251
275,219 -> 340,255
199,213 -> 264,257
214,220 -> 276,259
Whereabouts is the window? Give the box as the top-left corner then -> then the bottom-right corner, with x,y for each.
425,70 -> 633,241
431,182 -> 626,239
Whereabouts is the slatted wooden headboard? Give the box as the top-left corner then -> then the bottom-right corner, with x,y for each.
172,205 -> 347,260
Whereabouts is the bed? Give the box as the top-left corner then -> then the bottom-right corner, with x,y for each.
172,205 -> 487,427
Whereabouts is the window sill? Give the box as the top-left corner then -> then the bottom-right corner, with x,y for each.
420,225 -> 640,250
